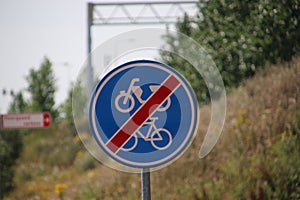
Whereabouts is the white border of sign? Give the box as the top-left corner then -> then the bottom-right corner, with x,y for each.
90,60 -> 199,168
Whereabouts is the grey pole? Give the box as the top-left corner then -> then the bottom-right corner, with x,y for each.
141,168 -> 151,200
87,3 -> 94,96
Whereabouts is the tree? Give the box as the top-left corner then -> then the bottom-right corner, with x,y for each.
0,94 -> 26,198
26,57 -> 58,120
60,86 -> 73,125
9,92 -> 27,113
162,0 -> 299,102
1,57 -> 59,198
60,80 -> 88,135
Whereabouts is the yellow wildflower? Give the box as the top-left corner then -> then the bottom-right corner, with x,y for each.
27,184 -> 34,194
87,171 -> 95,179
55,183 -> 67,198
76,150 -> 84,158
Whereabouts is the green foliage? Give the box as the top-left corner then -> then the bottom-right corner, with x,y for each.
72,80 -> 88,121
9,92 -> 27,113
0,129 -> 23,198
0,92 -> 27,198
73,151 -> 97,173
60,80 -> 88,134
218,132 -> 300,200
78,183 -> 97,200
26,57 -> 58,120
162,0 -> 300,102
60,87 -> 73,124
20,128 -> 81,168
59,84 -> 78,135
71,80 -> 89,135
1,57 -> 61,198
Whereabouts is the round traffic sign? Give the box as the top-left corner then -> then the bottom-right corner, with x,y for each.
89,60 -> 198,168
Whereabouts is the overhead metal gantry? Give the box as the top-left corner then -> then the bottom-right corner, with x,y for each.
88,0 -> 199,25
86,0 -> 199,94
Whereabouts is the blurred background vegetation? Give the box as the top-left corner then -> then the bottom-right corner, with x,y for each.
1,0 -> 299,199
162,0 -> 299,103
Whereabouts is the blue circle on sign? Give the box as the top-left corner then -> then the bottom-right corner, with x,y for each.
89,60 -> 198,168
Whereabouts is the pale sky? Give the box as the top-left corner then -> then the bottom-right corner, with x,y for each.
0,0 -> 196,113
0,0 -> 86,113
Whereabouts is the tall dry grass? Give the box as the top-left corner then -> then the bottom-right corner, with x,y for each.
6,57 -> 300,200
150,57 -> 299,199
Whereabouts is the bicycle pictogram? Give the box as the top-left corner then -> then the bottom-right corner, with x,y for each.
114,78 -> 173,151
121,117 -> 172,151
115,78 -> 171,113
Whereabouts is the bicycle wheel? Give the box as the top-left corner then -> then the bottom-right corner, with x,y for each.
115,93 -> 135,113
157,97 -> 171,112
120,134 -> 138,152
151,128 -> 172,150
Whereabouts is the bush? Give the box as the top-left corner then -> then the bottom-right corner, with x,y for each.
0,129 -> 23,198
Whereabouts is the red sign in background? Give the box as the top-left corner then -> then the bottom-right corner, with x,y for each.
1,112 -> 51,129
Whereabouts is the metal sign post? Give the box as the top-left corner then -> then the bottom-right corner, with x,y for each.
141,168 -> 151,200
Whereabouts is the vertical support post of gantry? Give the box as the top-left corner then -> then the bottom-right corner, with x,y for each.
87,3 -> 94,96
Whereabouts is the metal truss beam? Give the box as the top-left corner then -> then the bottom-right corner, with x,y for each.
89,0 -> 198,25
86,0 -> 199,95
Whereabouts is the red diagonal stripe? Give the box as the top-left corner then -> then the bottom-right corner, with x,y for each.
106,75 -> 180,153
